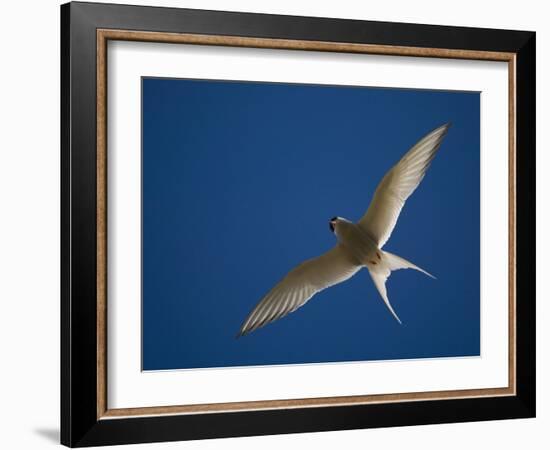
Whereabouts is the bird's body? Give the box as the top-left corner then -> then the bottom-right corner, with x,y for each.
331,218 -> 379,266
237,123 -> 451,337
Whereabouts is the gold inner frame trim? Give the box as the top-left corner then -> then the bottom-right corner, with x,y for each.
96,28 -> 517,420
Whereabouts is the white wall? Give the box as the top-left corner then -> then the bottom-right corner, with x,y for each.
0,1 -> 545,448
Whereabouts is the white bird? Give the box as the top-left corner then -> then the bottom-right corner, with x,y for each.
237,123 -> 451,337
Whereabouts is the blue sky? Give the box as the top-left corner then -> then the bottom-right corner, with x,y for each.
142,77 -> 480,371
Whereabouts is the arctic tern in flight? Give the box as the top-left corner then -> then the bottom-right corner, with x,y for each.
237,123 -> 450,337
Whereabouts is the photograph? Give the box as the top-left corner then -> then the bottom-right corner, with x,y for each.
141,78 -> 480,371
57,2 -> 536,446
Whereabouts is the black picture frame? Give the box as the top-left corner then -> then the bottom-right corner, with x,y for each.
61,1 -> 535,447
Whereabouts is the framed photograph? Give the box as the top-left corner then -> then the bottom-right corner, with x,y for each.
61,2 -> 535,447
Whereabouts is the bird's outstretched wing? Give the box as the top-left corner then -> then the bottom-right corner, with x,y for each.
358,123 -> 450,248
237,246 -> 361,337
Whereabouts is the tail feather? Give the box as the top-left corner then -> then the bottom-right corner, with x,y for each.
383,251 -> 435,279
368,269 -> 402,324
367,250 -> 435,324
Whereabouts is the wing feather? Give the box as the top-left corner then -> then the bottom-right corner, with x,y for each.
358,123 -> 450,247
237,246 -> 360,336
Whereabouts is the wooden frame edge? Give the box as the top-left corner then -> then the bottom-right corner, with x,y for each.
98,28 -> 515,61
100,387 -> 515,419
97,29 -> 108,419
508,55 -> 517,395
96,28 -> 517,421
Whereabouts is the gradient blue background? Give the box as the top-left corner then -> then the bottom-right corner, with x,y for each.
142,78 -> 480,371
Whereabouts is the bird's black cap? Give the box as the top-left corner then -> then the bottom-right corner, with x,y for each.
329,217 -> 337,232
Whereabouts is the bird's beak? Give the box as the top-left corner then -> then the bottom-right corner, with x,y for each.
329,221 -> 336,232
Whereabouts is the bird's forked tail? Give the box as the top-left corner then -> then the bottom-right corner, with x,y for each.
367,250 -> 435,324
